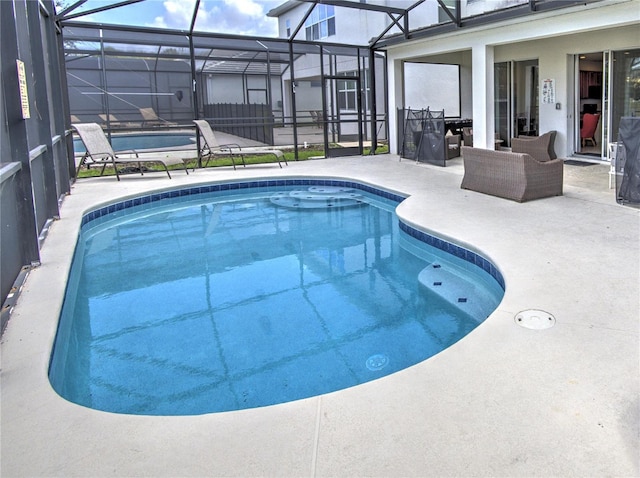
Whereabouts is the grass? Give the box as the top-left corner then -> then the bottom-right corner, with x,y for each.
76,143 -> 389,178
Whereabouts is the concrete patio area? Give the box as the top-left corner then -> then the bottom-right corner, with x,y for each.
1,154 -> 638,477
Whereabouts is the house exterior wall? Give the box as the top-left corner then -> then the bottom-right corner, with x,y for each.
272,2 -> 410,43
385,0 -> 640,155
333,7 -> 387,45
494,24 -> 638,156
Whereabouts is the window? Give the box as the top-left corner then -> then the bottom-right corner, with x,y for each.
305,5 -> 335,41
337,71 -> 369,111
285,19 -> 290,37
338,78 -> 357,110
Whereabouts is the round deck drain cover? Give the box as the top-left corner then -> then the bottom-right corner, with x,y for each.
515,309 -> 556,329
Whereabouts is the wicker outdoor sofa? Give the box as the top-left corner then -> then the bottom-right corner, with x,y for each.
461,146 -> 563,202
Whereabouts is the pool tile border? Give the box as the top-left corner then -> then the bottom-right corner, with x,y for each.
81,179 -> 504,290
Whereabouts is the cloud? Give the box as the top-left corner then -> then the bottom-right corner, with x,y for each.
226,0 -> 263,18
152,16 -> 167,28
148,0 -> 280,37
148,0 -> 198,29
199,0 -> 281,36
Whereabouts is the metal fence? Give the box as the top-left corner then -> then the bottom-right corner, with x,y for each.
204,104 -> 275,145
398,108 -> 446,166
61,22 -> 389,157
1,0 -> 74,333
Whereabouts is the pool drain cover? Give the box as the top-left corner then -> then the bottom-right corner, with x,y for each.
515,309 -> 556,329
366,354 -> 389,371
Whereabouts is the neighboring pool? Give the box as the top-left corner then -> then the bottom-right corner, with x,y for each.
73,132 -> 194,153
49,179 -> 504,416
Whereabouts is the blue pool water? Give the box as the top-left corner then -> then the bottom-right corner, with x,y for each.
49,179 -> 504,416
73,133 -> 194,153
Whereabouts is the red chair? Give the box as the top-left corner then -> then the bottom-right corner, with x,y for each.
581,113 -> 600,147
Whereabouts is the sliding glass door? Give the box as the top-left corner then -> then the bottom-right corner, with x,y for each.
611,49 -> 640,141
574,49 -> 638,158
575,52 -> 605,158
514,60 -> 539,138
495,60 -> 539,147
495,62 -> 511,145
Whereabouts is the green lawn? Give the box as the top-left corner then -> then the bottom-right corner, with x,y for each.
77,144 -> 389,178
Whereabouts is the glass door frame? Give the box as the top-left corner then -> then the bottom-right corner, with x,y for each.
573,51 -> 610,160
603,50 -> 611,155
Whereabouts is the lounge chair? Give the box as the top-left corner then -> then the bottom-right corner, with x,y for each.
139,107 -> 176,127
192,119 -> 287,170
72,122 -> 188,181
310,110 -> 323,128
99,113 -> 129,128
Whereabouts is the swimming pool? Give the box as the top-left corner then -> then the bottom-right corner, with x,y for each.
73,132 -> 194,154
49,179 -> 504,416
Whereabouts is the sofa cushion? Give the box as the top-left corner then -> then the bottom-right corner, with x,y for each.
511,131 -> 557,162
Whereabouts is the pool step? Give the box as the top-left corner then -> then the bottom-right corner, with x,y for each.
418,262 -> 500,320
270,187 -> 364,209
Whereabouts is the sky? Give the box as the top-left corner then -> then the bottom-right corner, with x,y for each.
62,0 -> 284,37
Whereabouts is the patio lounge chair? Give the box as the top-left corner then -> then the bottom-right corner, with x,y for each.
72,122 -> 188,181
511,130 -> 557,162
139,107 -> 176,127
193,119 -> 287,170
99,113 -> 130,128
310,110 -> 323,128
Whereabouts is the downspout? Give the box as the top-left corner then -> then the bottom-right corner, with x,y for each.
288,41 -> 298,160
369,48 -> 377,154
190,0 -> 201,167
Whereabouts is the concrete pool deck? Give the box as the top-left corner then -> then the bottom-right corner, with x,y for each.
1,154 -> 638,477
